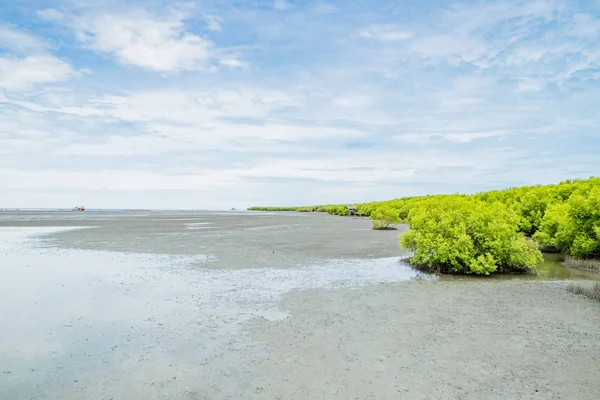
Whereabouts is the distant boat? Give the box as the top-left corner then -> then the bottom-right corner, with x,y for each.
72,206 -> 85,212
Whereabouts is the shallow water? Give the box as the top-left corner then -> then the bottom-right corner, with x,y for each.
0,219 -> 428,400
464,253 -> 600,281
0,212 -> 598,399
533,253 -> 600,280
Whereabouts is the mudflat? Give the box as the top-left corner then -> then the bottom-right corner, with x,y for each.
0,211 -> 598,400
0,211 -> 405,268
245,280 -> 600,400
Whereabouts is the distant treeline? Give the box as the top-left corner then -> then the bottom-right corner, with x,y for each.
247,207 -> 302,212
250,177 -> 600,275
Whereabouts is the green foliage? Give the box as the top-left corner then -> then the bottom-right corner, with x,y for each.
247,206 -> 301,211
533,203 -> 572,253
400,197 -> 543,274
534,185 -> 600,259
253,176 -> 600,271
370,205 -> 401,230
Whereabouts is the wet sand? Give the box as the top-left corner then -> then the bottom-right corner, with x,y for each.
1,211 -> 599,399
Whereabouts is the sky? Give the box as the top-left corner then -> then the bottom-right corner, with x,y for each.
0,0 -> 599,209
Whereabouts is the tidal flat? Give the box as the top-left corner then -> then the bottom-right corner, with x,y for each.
1,211 -> 599,399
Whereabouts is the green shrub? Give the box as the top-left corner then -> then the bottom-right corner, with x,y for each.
370,205 -> 400,230
533,203 -> 573,253
534,186 -> 600,259
400,197 -> 543,275
247,206 -> 300,211
251,176 -> 600,271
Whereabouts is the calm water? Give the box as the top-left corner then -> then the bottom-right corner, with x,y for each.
479,253 -> 600,281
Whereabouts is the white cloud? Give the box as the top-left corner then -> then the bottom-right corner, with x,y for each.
205,15 -> 223,31
110,87 -> 298,123
408,33 -> 488,64
445,0 -> 556,33
359,25 -> 412,41
1,0 -> 599,208
438,97 -> 486,109
571,13 -> 600,37
516,78 -> 546,92
63,85 -> 399,128
404,0 -> 561,66
74,13 -> 213,72
70,9 -> 246,72
0,168 -> 238,191
73,88 -> 299,124
54,135 -> 197,156
0,145 -> 513,194
219,57 -> 247,68
0,24 -> 46,51
0,55 -> 77,90
451,75 -> 493,93
331,94 -> 372,108
5,86 -> 367,158
394,130 -> 508,144
0,24 -> 77,91
51,122 -> 368,156
36,8 -> 65,22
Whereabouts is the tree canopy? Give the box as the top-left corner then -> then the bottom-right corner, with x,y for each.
370,205 -> 401,230
250,176 -> 600,273
400,197 -> 543,274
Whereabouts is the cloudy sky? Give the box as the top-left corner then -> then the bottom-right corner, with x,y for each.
1,0 -> 599,209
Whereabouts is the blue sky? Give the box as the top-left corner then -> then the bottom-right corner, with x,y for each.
1,0 -> 599,209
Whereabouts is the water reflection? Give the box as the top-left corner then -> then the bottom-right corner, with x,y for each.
533,253 -> 600,280
445,253 -> 600,281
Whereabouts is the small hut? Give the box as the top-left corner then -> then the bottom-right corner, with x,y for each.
347,205 -> 357,216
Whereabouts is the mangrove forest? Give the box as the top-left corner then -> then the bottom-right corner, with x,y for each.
249,177 -> 600,275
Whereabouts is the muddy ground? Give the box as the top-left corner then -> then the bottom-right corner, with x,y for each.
0,211 -> 599,399
0,211 -> 405,268
245,280 -> 600,400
